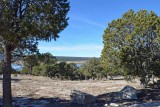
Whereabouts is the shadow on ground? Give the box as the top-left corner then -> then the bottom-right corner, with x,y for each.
0,88 -> 160,107
97,88 -> 160,106
0,97 -> 100,107
0,77 -> 20,82
0,76 -> 32,82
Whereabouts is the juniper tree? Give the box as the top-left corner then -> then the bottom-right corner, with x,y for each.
0,0 -> 70,106
101,10 -> 160,86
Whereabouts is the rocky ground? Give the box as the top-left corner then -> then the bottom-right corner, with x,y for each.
0,75 -> 159,107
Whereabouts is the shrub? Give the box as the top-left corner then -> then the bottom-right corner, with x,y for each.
20,67 -> 30,74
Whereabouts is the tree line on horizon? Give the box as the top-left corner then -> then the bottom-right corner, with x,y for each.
56,56 -> 94,62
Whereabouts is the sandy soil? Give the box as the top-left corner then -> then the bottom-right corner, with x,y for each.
0,75 -> 141,100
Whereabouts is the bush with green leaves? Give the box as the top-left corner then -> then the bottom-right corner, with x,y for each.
21,59 -> 79,80
79,58 -> 105,80
46,62 -> 79,80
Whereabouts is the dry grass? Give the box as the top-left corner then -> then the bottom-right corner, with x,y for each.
0,75 -> 141,100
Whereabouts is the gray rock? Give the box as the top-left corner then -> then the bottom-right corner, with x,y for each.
70,90 -> 96,104
119,85 -> 137,100
153,84 -> 160,88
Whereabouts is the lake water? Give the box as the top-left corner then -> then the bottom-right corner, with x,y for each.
12,64 -> 23,71
76,63 -> 82,67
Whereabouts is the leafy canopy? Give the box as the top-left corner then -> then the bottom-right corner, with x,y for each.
101,10 -> 160,85
0,0 -> 70,54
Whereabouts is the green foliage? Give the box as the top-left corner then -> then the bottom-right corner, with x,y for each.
32,64 -> 47,76
13,74 -> 17,77
79,58 -> 105,79
23,52 -> 57,73
21,54 -> 80,80
45,62 -> 79,80
0,1 -> 70,106
20,67 -> 30,74
0,0 -> 70,42
39,53 -> 57,64
101,9 -> 160,86
21,56 -> 113,80
0,0 -> 70,60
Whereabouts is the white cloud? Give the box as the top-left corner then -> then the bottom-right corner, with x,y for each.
39,44 -> 103,52
39,44 -> 103,57
71,16 -> 106,29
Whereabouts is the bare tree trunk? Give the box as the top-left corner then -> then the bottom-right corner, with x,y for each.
29,65 -> 32,74
3,44 -> 12,107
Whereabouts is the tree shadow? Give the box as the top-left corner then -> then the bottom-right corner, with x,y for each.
109,78 -> 124,80
96,88 -> 160,106
138,88 -> 160,101
0,77 -> 20,82
0,97 -> 101,107
0,76 -> 33,82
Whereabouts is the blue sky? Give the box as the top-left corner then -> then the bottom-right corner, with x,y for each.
38,0 -> 160,57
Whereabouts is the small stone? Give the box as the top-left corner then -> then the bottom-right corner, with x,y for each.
104,103 -> 108,106
149,99 -> 152,102
110,103 -> 119,107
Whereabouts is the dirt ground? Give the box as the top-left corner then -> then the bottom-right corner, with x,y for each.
0,74 -> 141,100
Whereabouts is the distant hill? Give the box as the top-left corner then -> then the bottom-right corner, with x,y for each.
55,56 -> 94,62
0,54 -> 97,64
